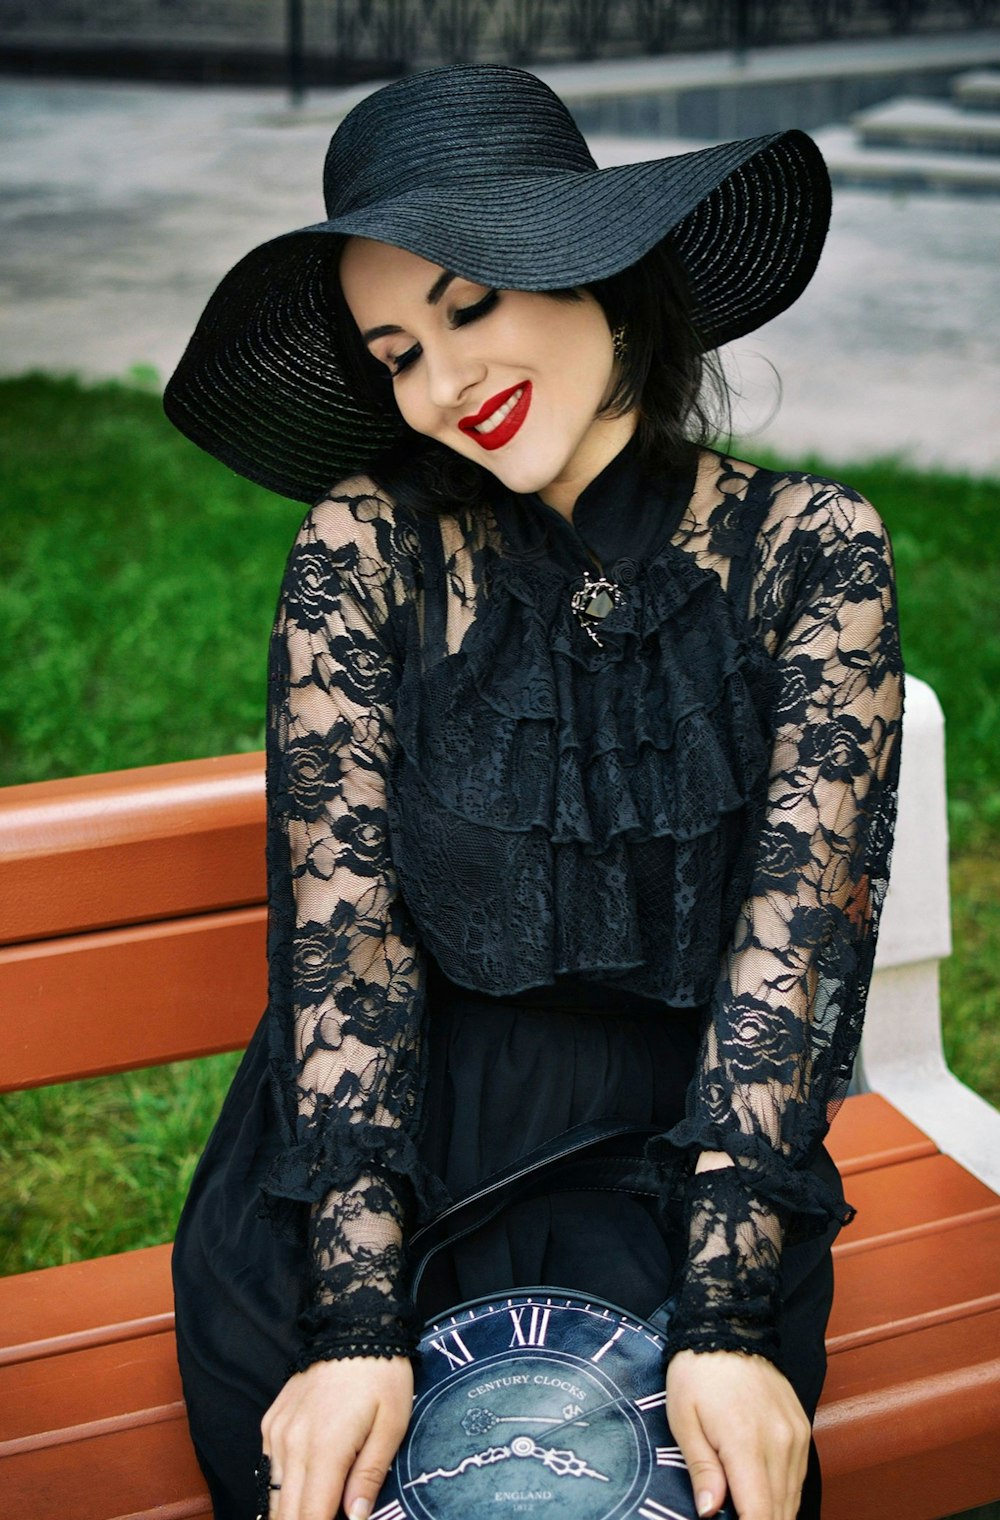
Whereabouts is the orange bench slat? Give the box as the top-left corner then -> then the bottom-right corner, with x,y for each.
824,1430 -> 1000,1520
0,752 -> 264,946
3,1406 -> 210,1520
819,1310 -> 1000,1520
821,1309 -> 1000,1502
0,1331 -> 185,1448
833,1151 -> 1000,1252
825,1091 -> 939,1174
822,1304 -> 1000,1410
0,910 -> 265,1091
828,1212 -> 1000,1347
0,1244 -> 175,1367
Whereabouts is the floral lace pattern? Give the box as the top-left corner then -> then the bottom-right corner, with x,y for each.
259,442 -> 904,1369
262,505 -> 444,1366
664,1167 -> 785,1363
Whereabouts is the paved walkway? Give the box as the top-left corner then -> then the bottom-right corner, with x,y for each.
2,74 -> 998,475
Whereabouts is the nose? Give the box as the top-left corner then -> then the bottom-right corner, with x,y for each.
424,343 -> 487,413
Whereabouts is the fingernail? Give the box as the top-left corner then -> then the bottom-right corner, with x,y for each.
696,1494 -> 714,1518
349,1502 -> 371,1520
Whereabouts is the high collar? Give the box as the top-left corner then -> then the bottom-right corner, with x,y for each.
486,433 -> 698,576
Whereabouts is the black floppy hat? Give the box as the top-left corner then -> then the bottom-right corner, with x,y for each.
163,64 -> 831,504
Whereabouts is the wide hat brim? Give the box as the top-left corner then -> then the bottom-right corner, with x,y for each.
164,129 -> 830,504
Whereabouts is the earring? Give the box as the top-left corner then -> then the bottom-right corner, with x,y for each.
611,323 -> 628,361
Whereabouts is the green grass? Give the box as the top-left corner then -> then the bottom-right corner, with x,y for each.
757,448 -> 1000,850
0,1052 -> 241,1273
1,373 -> 998,1277
0,372 -> 304,784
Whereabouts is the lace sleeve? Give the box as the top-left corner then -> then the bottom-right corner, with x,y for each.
655,482 -> 905,1364
259,485 -> 445,1373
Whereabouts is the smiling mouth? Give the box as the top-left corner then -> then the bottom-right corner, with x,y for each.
458,382 -> 532,451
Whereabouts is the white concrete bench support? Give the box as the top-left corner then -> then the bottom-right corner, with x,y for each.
859,673 -> 1000,1190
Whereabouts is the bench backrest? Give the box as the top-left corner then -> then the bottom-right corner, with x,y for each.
0,752 -> 265,1091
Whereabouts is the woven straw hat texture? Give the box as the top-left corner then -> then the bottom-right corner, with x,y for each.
164,65 -> 831,503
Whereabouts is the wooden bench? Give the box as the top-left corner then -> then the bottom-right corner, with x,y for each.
2,675 -> 999,1520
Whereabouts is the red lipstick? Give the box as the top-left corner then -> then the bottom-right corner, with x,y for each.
458,381 -> 532,451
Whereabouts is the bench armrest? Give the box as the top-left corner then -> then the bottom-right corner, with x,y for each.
859,674 -> 1000,1192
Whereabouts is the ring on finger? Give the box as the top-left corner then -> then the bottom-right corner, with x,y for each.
254,1457 -> 281,1519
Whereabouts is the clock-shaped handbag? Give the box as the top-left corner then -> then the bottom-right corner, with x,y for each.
370,1121 -> 737,1520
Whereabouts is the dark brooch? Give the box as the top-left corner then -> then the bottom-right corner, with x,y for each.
570,569 -> 624,646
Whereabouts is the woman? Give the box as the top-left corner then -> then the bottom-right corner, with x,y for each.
164,64 -> 904,1520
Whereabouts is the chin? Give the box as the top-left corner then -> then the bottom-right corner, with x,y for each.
480,447 -> 570,498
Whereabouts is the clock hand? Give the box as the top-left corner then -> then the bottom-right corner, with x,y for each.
518,1437 -> 610,1483
404,1445 -> 513,1487
495,1414 -> 587,1425
543,1385 -> 663,1443
462,1405 -> 588,1437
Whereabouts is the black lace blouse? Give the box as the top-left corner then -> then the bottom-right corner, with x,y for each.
260,436 -> 904,1371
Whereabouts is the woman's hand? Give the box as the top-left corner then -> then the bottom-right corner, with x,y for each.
261,1354 -> 413,1520
667,1348 -> 809,1520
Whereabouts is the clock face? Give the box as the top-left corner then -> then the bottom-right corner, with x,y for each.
372,1290 -> 729,1520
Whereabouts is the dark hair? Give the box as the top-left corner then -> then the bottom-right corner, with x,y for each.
326,238 -> 731,517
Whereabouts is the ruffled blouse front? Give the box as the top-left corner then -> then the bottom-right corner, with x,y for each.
259,436 -> 904,1368
388,442 -> 782,1007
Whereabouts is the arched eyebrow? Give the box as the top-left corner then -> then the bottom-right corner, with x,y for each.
361,269 -> 457,344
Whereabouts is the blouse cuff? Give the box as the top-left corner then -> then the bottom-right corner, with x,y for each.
663,1168 -> 785,1367
289,1328 -> 420,1376
647,1120 -> 854,1245
260,1111 -> 450,1216
290,1295 -> 424,1377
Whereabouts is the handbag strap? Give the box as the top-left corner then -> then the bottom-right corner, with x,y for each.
408,1119 -> 676,1333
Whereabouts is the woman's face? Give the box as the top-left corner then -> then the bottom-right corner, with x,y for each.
338,236 -> 636,509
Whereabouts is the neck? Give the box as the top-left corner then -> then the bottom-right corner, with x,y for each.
537,412 -> 638,520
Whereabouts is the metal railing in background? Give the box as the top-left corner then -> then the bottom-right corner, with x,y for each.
307,0 -> 997,72
0,0 -> 996,88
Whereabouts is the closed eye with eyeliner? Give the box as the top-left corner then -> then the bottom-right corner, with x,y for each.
388,287 -> 500,376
